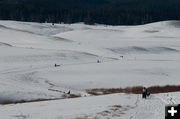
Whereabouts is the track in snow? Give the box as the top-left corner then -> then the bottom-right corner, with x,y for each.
128,94 -> 178,119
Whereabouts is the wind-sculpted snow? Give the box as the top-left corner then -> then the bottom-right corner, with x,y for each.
0,42 -> 12,47
0,21 -> 73,36
0,20 -> 180,118
109,46 -> 179,54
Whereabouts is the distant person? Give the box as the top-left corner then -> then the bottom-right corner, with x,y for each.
142,87 -> 147,99
67,90 -> 71,94
97,60 -> 101,63
54,64 -> 60,67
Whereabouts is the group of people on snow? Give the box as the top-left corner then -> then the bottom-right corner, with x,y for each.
142,87 -> 150,99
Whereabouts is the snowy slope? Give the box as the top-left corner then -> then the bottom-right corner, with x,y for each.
0,20 -> 180,118
0,92 -> 180,119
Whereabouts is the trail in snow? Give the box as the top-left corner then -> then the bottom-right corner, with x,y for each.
127,93 -> 178,119
0,56 -> 119,75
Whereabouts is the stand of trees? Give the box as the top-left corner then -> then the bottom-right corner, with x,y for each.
0,0 -> 180,25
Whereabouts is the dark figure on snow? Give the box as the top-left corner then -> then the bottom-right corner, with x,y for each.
67,90 -> 71,94
54,64 -> 60,67
97,60 -> 101,63
142,87 -> 147,99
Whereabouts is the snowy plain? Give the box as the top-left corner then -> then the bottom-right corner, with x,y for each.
0,20 -> 180,119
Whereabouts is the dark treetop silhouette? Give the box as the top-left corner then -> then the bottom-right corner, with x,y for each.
0,0 -> 180,25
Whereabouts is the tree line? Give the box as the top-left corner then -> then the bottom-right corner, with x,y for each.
0,0 -> 180,25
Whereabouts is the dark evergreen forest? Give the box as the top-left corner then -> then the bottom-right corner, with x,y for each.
0,0 -> 180,25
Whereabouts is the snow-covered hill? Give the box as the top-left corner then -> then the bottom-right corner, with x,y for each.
0,20 -> 180,119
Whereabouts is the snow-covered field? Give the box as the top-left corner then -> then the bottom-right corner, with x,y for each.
0,20 -> 180,119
